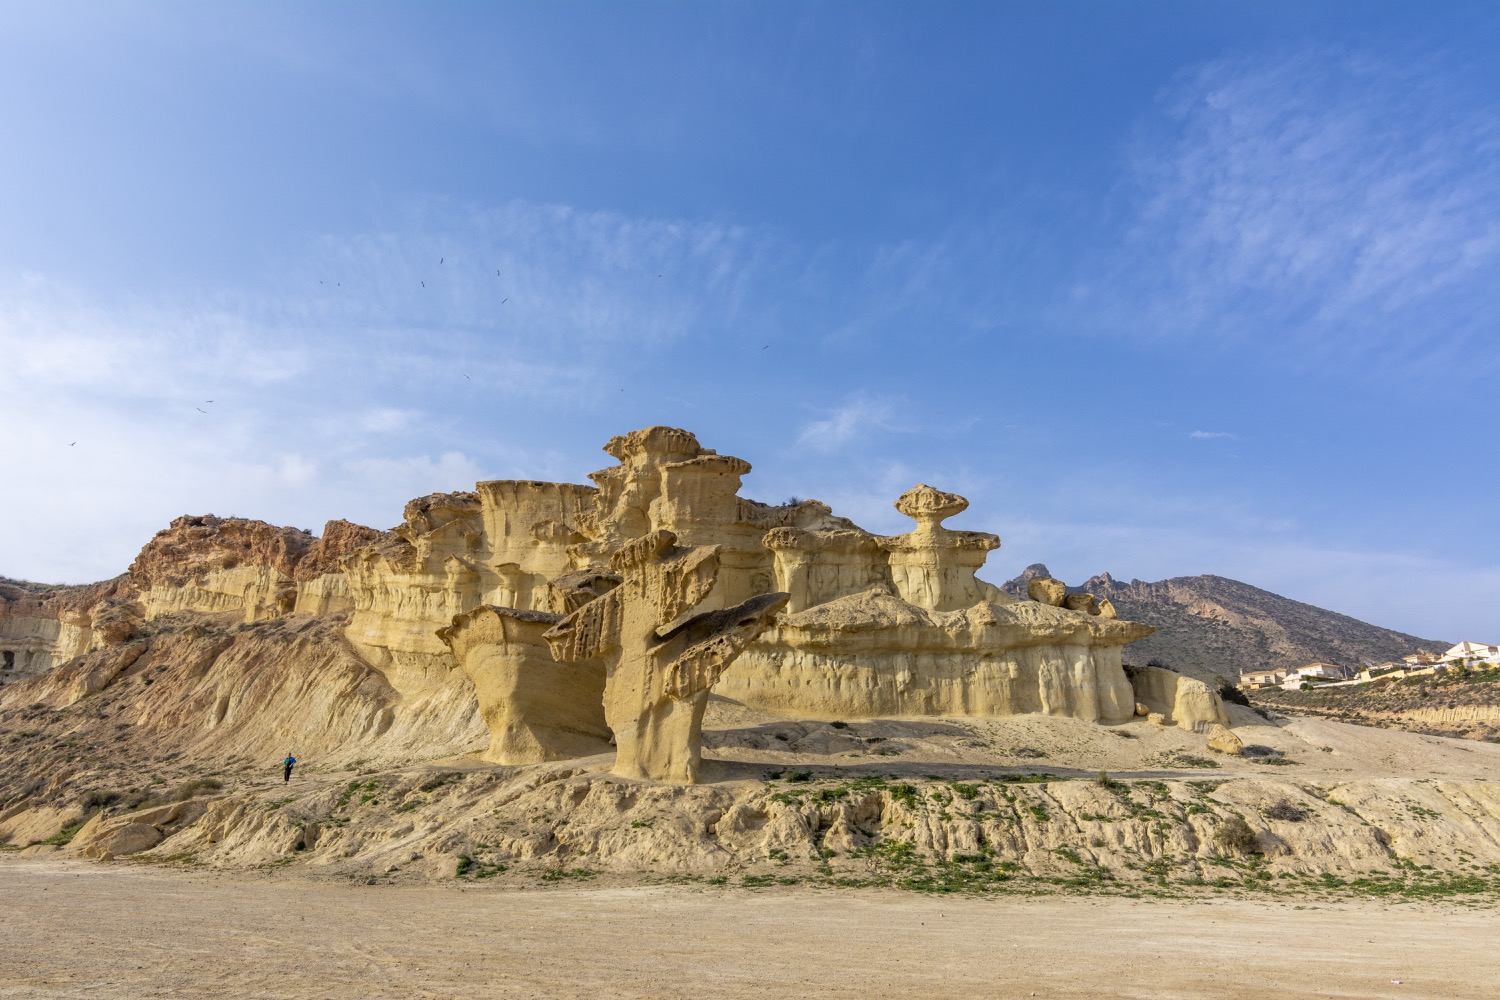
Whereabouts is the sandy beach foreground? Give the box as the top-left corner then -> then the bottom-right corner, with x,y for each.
2,857 -> 1496,999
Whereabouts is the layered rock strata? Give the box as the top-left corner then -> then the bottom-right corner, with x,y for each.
543,530 -> 788,782
438,605 -> 609,764
4,426 -> 1213,783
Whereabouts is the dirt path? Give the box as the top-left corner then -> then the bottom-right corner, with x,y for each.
2,857 -> 1496,999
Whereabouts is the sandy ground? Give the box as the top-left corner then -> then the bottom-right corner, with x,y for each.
3,857 -> 1496,1000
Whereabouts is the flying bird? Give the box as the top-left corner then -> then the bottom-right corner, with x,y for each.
502,298 -> 507,304
762,345 -> 768,349
440,257 -> 444,264
421,281 -> 425,288
462,374 -> 471,380
196,407 -> 206,413
69,442 -> 76,447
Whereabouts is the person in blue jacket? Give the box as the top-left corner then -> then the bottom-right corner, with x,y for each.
282,753 -> 297,783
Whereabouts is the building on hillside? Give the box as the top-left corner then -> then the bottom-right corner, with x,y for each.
1403,652 -> 1443,667
1294,662 -> 1349,680
1357,662 -> 1402,682
1238,669 -> 1286,689
1444,642 -> 1500,667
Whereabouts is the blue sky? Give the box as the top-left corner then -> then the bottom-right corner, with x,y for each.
2,1 -> 1497,642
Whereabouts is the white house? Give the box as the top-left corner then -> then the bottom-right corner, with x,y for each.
1293,662 -> 1347,681
1239,669 -> 1286,689
1280,662 -> 1349,689
1444,642 -> 1500,667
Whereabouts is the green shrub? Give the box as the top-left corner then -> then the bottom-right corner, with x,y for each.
173,778 -> 223,801
1217,681 -> 1250,707
1214,815 -> 1259,854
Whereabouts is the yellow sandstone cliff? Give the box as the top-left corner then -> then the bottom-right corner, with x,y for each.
1,427 -> 1226,786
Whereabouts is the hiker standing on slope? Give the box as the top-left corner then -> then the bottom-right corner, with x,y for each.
282,753 -> 297,783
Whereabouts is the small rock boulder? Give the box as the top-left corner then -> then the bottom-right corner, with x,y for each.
1097,598 -> 1118,619
1063,593 -> 1098,615
80,821 -> 162,860
1206,723 -> 1243,756
1147,712 -> 1168,727
1027,577 -> 1067,607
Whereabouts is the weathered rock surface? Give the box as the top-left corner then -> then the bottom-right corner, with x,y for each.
1124,664 -> 1230,732
1027,577 -> 1067,607
1206,722 -> 1244,755
438,605 -> 609,764
73,800 -> 208,860
544,530 -> 788,782
3,426 -> 1227,790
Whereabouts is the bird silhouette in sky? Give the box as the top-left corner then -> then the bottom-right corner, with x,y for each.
69,441 -> 76,447
462,374 -> 471,380
440,257 -> 444,264
762,345 -> 768,349
502,298 -> 507,304
195,407 -> 206,413
496,270 -> 501,276
421,281 -> 425,288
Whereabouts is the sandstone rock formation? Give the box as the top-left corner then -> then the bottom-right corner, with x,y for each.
1027,577 -> 1067,607
438,605 -> 609,764
1124,664 -> 1230,733
1206,722 -> 1244,755
544,530 -> 788,782
2,426 -> 1223,784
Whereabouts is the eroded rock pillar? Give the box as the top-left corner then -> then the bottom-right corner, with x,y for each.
879,485 -> 1000,612
438,605 -> 610,763
544,530 -> 788,783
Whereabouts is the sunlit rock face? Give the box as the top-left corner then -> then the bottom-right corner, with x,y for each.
10,426 -> 1205,783
542,529 -> 788,783
438,604 -> 609,765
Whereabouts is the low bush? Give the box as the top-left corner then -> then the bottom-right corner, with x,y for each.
173,778 -> 223,801
1263,799 -> 1307,822
1214,815 -> 1260,854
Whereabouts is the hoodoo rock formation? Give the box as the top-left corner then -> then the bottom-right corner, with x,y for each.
0,427 -> 1225,784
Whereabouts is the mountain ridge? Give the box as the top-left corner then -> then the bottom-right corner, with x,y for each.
1000,563 -> 1447,682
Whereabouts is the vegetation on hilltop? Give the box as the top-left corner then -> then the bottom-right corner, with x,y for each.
1252,667 -> 1500,743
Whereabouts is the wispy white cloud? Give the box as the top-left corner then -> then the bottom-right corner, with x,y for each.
1189,430 -> 1235,440
796,394 -> 898,453
281,199 -> 774,353
1080,47 -> 1500,377
0,197 -> 789,581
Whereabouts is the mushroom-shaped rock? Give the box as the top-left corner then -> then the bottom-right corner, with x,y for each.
544,529 -> 789,783
437,605 -> 610,764
878,485 -> 1000,612
893,484 -> 970,532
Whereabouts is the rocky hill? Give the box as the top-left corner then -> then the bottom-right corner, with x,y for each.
1250,667 -> 1500,743
3,426 -> 1493,897
1001,565 -> 1447,682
